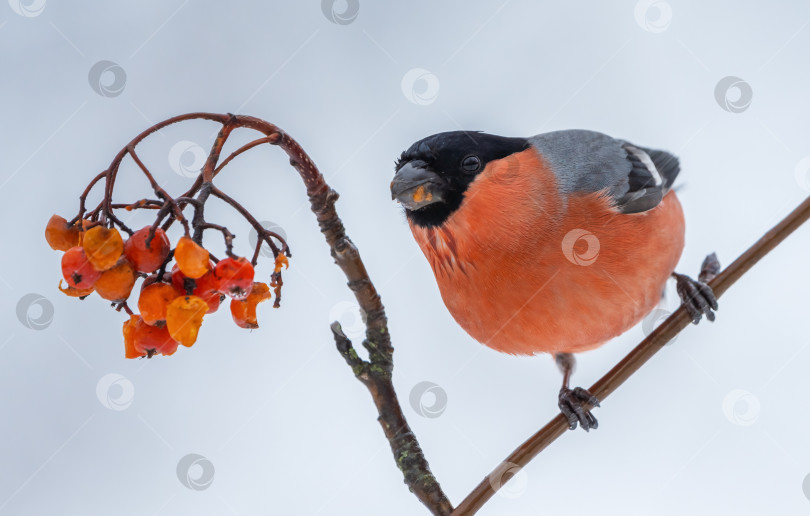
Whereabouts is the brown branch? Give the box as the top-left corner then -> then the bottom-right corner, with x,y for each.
452,194 -> 810,515
199,222 -> 235,257
267,126 -> 455,516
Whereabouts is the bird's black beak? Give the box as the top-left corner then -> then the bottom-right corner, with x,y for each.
390,161 -> 445,211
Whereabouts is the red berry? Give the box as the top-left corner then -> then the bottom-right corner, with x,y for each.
61,246 -> 102,289
171,265 -> 222,314
214,257 -> 255,300
192,271 -> 223,314
131,316 -> 179,357
124,227 -> 170,273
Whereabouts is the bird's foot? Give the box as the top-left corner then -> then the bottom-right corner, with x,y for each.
673,253 -> 720,324
558,386 -> 600,432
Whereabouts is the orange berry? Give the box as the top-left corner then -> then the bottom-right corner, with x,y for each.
230,282 -> 272,329
138,283 -> 180,326
124,226 -> 170,273
57,279 -> 94,298
45,214 -> 80,251
166,295 -> 208,347
82,226 -> 124,271
94,258 -> 137,302
123,314 -> 144,359
174,236 -> 210,279
61,246 -> 101,289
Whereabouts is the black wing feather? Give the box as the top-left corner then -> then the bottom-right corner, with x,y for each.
615,143 -> 680,214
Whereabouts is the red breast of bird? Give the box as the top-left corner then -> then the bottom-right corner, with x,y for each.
392,130 -> 685,356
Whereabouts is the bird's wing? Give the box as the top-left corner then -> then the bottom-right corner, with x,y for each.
528,129 -> 680,214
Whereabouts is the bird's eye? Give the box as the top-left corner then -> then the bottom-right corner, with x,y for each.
461,155 -> 481,173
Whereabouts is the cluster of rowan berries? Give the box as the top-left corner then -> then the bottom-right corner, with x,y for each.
45,214 -> 287,358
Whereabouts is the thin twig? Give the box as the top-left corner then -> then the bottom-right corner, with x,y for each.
199,222 -> 235,257
452,194 -> 810,515
209,185 -> 287,256
71,170 -> 106,225
127,145 -> 189,235
214,135 -> 277,175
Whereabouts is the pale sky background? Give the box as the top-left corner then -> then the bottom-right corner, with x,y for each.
2,1 -> 810,515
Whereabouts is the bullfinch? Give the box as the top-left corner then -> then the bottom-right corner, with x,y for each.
390,130 -> 718,431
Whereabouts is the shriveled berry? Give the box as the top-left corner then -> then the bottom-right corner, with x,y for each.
214,257 -> 255,300
174,236 -> 209,279
123,314 -> 144,359
45,214 -> 80,251
94,258 -> 137,302
58,279 -> 94,298
82,225 -> 124,271
138,282 -> 181,326
124,226 -> 170,273
166,295 -> 208,347
274,253 -> 289,273
230,282 -> 272,329
61,246 -> 101,289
